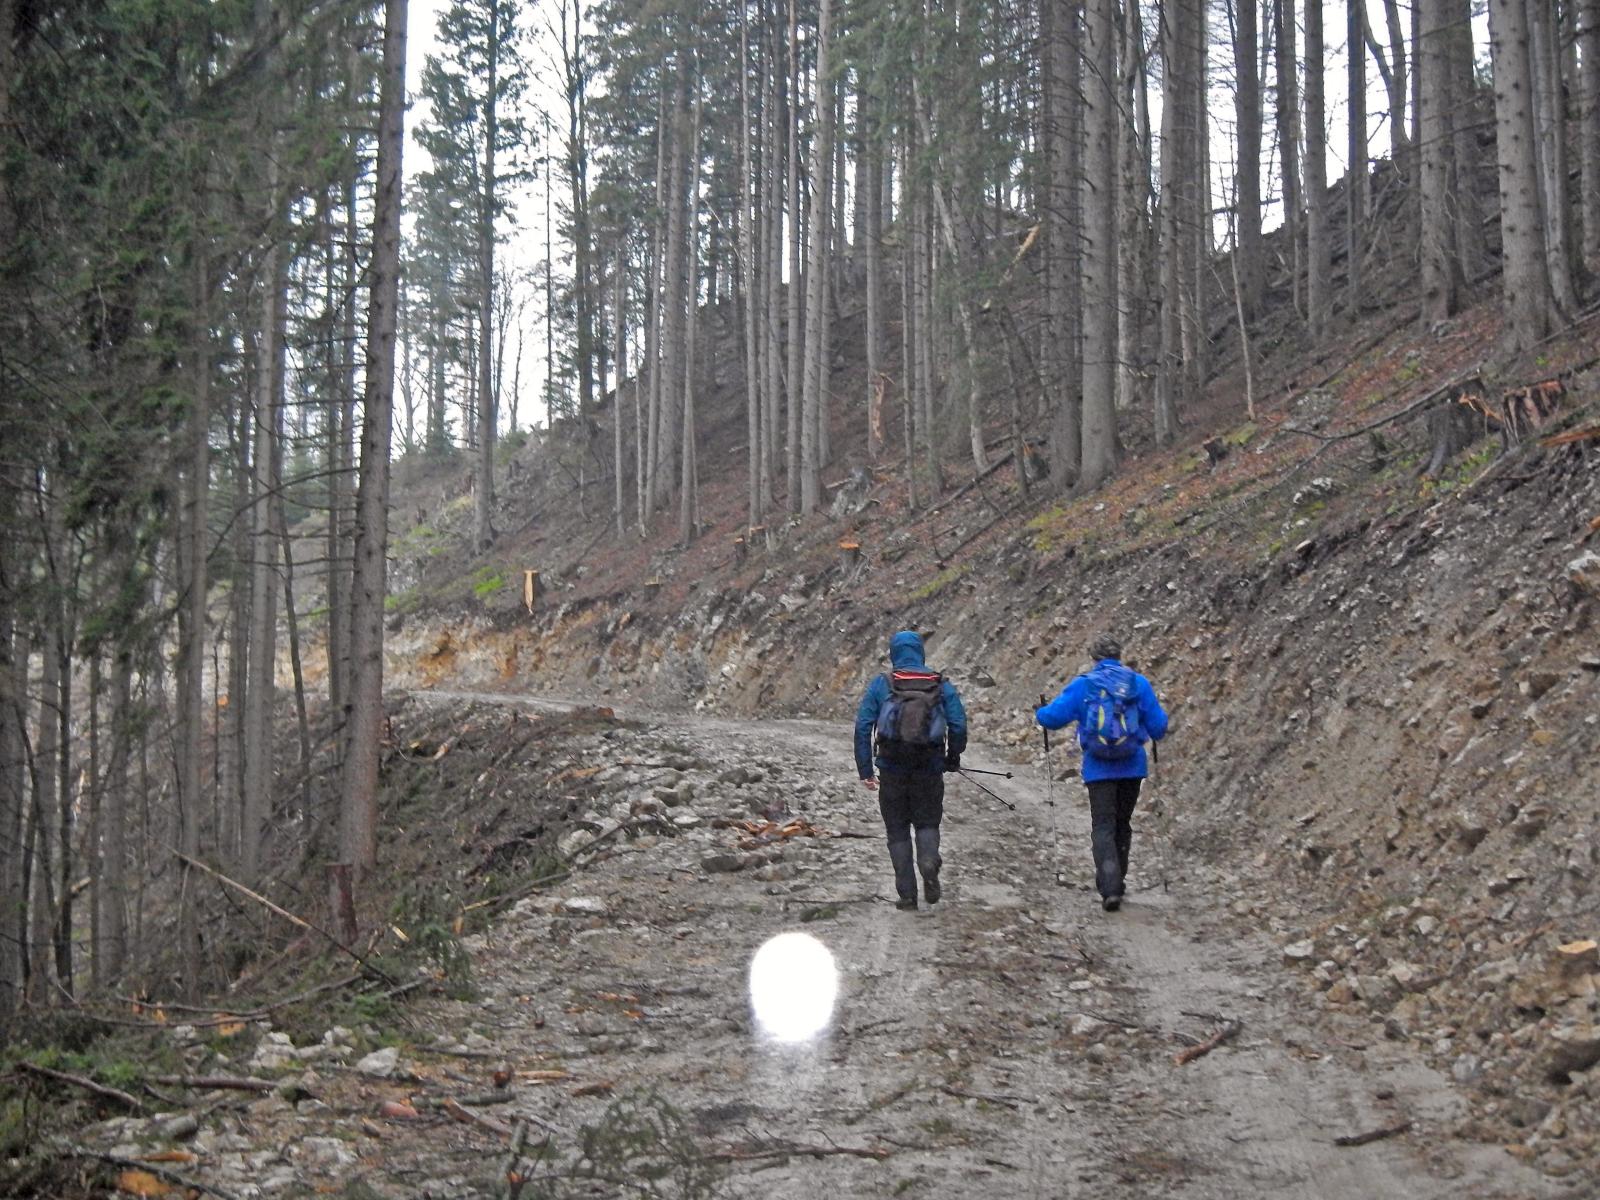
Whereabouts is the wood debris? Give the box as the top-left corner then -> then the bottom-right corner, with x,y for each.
1173,1018 -> 1242,1066
1333,1119 -> 1412,1147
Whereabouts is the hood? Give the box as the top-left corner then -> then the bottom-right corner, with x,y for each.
889,630 -> 927,670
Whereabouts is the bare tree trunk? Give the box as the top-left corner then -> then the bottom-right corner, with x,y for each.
0,524 -> 23,1015
864,94 -> 884,464
613,248 -> 628,539
1488,0 -> 1556,351
340,0 -> 406,880
241,245 -> 283,883
1156,0 -> 1191,444
1045,0 -> 1082,486
1529,0 -> 1578,313
740,5 -> 763,529
785,0 -> 804,512
1274,0 -> 1304,318
1347,0 -> 1367,304
1446,0 -> 1486,278
1305,0 -> 1332,336
680,81 -> 705,542
799,0 -> 833,515
1233,0 -> 1264,317
1080,0 -> 1119,489
101,647 -> 132,984
657,66 -> 688,512
762,11 -> 783,510
1419,0 -> 1465,322
177,248 -> 209,991
1118,0 -> 1152,416
1583,0 -> 1600,271
473,2 -> 500,555
28,619 -> 61,1003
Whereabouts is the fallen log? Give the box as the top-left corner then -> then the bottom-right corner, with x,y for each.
53,1142 -> 239,1200
442,1097 -> 514,1138
1173,1018 -> 1242,1066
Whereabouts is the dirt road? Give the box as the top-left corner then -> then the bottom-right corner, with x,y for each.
361,691 -> 1559,1200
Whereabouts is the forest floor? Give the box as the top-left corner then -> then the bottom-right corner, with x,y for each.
46,691 -> 1582,1200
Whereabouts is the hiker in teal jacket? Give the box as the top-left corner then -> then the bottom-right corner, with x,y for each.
1036,633 -> 1169,911
855,631 -> 968,910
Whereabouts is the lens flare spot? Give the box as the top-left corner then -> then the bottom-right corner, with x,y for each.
748,932 -> 839,1043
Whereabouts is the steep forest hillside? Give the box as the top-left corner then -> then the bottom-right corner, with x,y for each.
7,0 -> 1600,1194
371,195 -> 1600,1182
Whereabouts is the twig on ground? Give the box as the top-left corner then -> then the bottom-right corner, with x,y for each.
18,1062 -> 144,1112
1173,1018 -> 1242,1066
1334,1119 -> 1412,1147
707,1141 -> 891,1163
442,1097 -> 514,1137
938,1084 -> 1038,1109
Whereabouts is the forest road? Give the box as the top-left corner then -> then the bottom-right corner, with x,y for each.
402,689 -> 1563,1200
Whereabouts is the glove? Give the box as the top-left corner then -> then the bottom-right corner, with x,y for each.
945,753 -> 961,773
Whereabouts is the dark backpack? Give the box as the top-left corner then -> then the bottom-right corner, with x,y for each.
1078,664 -> 1143,760
875,670 -> 948,763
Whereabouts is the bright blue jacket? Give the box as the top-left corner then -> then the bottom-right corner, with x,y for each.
1035,659 -> 1169,782
854,631 -> 968,778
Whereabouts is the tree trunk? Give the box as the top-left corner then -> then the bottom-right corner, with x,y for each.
740,5 -> 763,528
1080,0 -> 1119,489
679,81 -> 705,542
1234,0 -> 1264,317
1488,0 -> 1556,351
1347,0 -> 1367,304
799,0 -> 833,515
177,246 -> 209,991
613,248 -> 628,539
1045,0 -> 1082,486
101,647 -> 132,985
1583,0 -> 1600,271
1418,0 -> 1465,322
1305,0 -> 1332,336
340,0 -> 406,880
474,2 -> 499,555
241,242 -> 283,883
1528,0 -> 1577,313
785,0 -> 804,512
1274,0 -> 1304,318
864,93 -> 884,464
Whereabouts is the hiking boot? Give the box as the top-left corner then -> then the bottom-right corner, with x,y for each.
923,873 -> 941,905
1101,894 -> 1123,912
895,897 -> 918,911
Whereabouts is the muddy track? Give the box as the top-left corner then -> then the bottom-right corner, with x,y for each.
393,690 -> 1558,1199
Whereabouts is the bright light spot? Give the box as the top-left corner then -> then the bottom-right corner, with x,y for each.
748,932 -> 839,1043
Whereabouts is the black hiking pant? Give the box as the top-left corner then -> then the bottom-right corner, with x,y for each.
878,771 -> 943,903
1085,777 -> 1142,900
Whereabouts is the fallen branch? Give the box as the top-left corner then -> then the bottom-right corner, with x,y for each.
52,1142 -> 240,1200
18,1061 -> 144,1112
117,973 -> 366,1027
707,1141 -> 891,1163
1173,1019 -> 1242,1066
1334,1119 -> 1412,1147
938,1084 -> 1038,1109
151,1074 -> 280,1094
169,847 -> 398,985
442,1097 -> 514,1138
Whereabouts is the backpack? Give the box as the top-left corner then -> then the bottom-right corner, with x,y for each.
1078,664 -> 1143,760
875,670 -> 948,764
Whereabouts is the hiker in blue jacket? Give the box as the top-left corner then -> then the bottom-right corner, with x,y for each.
855,630 -> 968,910
1035,633 -> 1169,911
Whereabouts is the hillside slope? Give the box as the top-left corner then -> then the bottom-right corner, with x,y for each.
376,236 -> 1600,1180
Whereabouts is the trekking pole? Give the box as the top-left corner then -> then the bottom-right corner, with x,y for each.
954,768 -> 1017,811
1040,694 -> 1064,888
1151,740 -> 1169,894
958,766 -> 1014,779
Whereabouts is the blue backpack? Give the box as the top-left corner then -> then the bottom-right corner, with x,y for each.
1078,664 -> 1143,760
